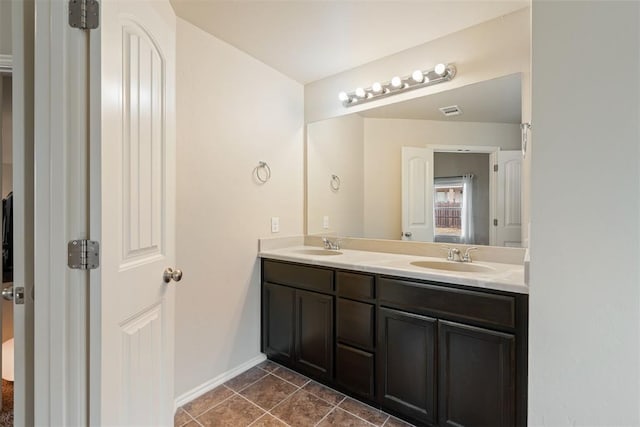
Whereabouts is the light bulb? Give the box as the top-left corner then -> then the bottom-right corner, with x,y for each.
391,76 -> 402,88
371,82 -> 382,93
434,63 -> 447,76
355,87 -> 366,98
338,91 -> 349,102
411,70 -> 424,83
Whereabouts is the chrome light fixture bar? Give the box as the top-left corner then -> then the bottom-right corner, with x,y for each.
338,63 -> 456,107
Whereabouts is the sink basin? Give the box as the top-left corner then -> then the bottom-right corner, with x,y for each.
294,249 -> 343,256
410,260 -> 495,273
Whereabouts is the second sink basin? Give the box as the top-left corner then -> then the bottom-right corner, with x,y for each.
410,260 -> 495,273
294,249 -> 343,256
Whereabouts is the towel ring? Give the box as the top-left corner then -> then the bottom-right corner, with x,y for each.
255,161 -> 271,183
330,174 -> 341,191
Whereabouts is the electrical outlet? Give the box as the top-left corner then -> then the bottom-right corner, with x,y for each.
271,217 -> 280,233
323,216 -> 329,229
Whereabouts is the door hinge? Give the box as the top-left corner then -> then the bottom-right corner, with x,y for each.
494,164 -> 498,172
69,0 -> 99,30
68,240 -> 100,270
493,219 -> 498,226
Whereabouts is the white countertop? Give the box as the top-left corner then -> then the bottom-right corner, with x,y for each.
259,245 -> 528,294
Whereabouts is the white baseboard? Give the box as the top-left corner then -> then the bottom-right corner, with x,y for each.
174,353 -> 267,410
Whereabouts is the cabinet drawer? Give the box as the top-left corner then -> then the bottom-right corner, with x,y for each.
336,344 -> 375,400
263,260 -> 333,293
379,277 -> 515,329
337,299 -> 374,350
337,271 -> 375,300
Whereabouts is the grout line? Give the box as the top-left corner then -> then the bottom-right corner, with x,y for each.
231,369 -> 270,394
312,405 -> 337,427
337,406 -> 380,427
302,382 -> 347,407
186,388 -> 236,420
270,367 -> 311,389
177,408 -> 198,427
296,384 -> 346,408
241,377 -> 302,413
338,398 -> 389,427
237,391 -> 293,427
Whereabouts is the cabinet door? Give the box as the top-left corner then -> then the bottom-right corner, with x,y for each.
295,289 -> 334,380
336,344 -> 375,400
438,321 -> 515,427
262,283 -> 295,365
378,308 -> 436,425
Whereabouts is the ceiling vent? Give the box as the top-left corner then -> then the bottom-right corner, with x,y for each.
439,105 -> 462,117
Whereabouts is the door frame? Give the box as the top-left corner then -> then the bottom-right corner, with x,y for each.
32,1 -> 90,425
0,54 -> 8,416
12,1 -> 35,425
427,145 -> 501,245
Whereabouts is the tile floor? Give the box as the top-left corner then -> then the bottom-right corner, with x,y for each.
175,360 -> 415,427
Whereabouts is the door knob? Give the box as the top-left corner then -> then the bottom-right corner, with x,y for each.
2,285 -> 12,301
163,267 -> 183,284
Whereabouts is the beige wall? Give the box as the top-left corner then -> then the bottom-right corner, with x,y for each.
434,152 -> 490,245
530,1 -> 640,424
363,118 -> 519,240
307,114 -> 364,236
304,8 -> 530,124
174,18 -> 304,397
0,0 -> 10,55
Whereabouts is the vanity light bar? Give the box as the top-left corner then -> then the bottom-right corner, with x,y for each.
338,63 -> 457,107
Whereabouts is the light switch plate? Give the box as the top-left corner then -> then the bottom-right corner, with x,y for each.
271,217 -> 280,233
323,216 -> 329,229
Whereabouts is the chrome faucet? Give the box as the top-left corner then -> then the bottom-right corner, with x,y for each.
461,247 -> 478,262
322,237 -> 341,250
444,246 -> 478,262
445,247 -> 462,262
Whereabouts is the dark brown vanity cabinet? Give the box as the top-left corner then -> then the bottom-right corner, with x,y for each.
262,261 -> 334,381
261,259 -> 528,427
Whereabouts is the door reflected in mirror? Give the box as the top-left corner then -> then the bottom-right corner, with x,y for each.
306,74 -> 524,248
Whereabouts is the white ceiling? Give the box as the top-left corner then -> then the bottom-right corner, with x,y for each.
170,1 -> 529,84
358,73 -> 522,123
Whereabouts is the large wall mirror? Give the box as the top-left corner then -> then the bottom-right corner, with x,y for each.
307,73 -> 525,248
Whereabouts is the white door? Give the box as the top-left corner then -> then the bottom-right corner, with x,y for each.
96,1 -> 177,425
494,150 -> 522,247
401,147 -> 434,242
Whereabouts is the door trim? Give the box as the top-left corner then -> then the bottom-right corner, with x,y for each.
0,55 -> 12,73
33,1 -> 90,425
427,145 -> 501,246
12,1 -> 34,425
